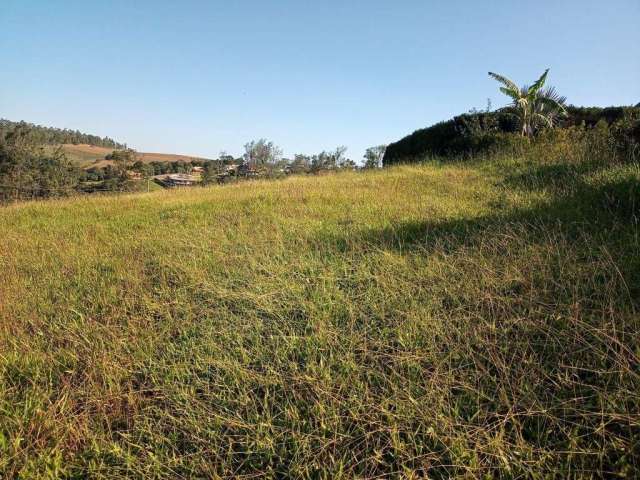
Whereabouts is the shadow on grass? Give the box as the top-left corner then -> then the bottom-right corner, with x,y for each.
501,161 -> 597,194
341,175 -> 637,250
320,166 -> 640,300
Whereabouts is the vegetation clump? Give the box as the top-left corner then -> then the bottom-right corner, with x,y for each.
383,70 -> 639,165
0,119 -> 124,149
488,69 -> 567,137
0,124 -> 80,201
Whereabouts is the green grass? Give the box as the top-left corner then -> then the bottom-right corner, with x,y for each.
0,151 -> 639,478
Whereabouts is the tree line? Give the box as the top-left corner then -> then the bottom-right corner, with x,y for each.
86,140 -> 387,186
1,121 -> 388,202
0,119 -> 124,149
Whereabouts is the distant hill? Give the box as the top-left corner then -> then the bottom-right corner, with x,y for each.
47,144 -> 115,166
90,149 -> 215,168
1,120 -> 214,167
0,119 -> 124,149
56,144 -> 214,168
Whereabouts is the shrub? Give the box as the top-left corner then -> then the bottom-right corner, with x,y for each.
384,106 -> 640,166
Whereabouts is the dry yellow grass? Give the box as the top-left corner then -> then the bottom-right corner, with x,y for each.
54,144 -> 213,168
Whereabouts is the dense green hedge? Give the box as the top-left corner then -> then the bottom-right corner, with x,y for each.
383,106 -> 640,165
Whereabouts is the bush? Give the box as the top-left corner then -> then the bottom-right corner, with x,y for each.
383,111 -> 517,164
383,106 -> 640,166
0,129 -> 80,202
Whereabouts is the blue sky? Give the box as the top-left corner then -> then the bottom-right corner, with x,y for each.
2,0 -> 639,160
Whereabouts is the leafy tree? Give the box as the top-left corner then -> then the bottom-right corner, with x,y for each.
288,154 -> 311,174
139,163 -> 154,178
363,145 -> 386,168
201,162 -> 219,185
243,139 -> 283,166
489,69 -> 567,137
105,148 -> 137,190
131,160 -> 146,172
339,158 -> 356,169
311,146 -> 349,172
84,167 -> 105,182
218,151 -> 236,165
0,124 -> 79,201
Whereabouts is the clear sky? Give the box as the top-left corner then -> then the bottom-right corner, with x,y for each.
2,0 -> 639,160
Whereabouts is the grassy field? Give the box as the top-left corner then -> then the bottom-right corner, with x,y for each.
0,151 -> 639,477
49,144 -> 214,168
49,144 -> 114,166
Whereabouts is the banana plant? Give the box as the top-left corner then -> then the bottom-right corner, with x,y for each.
489,69 -> 567,137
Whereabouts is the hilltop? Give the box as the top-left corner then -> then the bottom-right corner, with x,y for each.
1,141 -> 638,477
1,119 -> 214,168
0,119 -> 124,150
57,143 -> 214,168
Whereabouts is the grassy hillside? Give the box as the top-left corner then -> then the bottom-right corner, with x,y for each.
50,144 -> 214,167
53,144 -> 114,166
0,150 -> 639,477
89,151 -> 215,169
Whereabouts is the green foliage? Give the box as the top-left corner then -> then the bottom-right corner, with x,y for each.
384,105 -> 640,165
310,146 -> 353,172
288,154 -> 312,173
363,145 -> 386,169
489,69 -> 567,137
0,119 -> 124,149
105,148 -> 137,163
0,125 -> 80,201
244,139 -> 283,166
384,110 -> 517,164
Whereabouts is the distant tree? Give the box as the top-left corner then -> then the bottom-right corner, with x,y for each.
106,148 -> 137,190
0,119 -> 125,149
311,146 -> 348,172
106,148 -> 137,170
0,124 -> 79,201
85,167 -> 105,182
287,154 -> 311,174
488,69 -> 567,137
153,161 -> 170,174
217,151 -> 236,165
339,158 -> 357,169
131,160 -> 146,172
363,145 -> 386,168
202,160 -> 225,185
171,161 -> 190,174
333,146 -> 348,166
138,163 -> 155,192
139,163 -> 154,178
306,146 -> 355,171
243,139 -> 283,166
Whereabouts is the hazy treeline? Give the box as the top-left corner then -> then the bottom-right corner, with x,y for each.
0,119 -> 124,149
